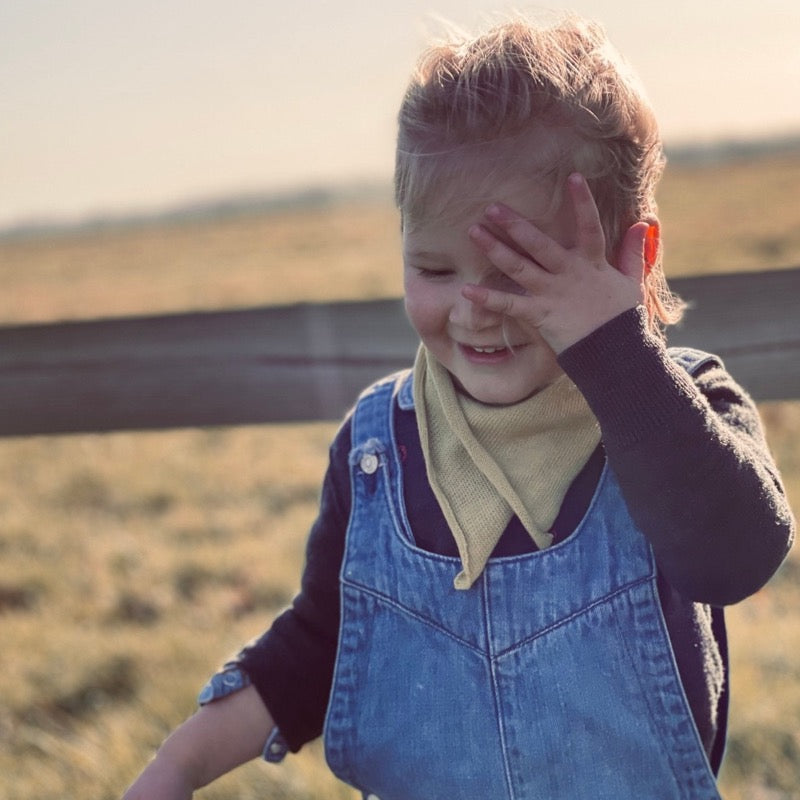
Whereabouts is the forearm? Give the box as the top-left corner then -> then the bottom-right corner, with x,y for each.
605,413 -> 792,604
560,307 -> 795,605
122,685 -> 273,799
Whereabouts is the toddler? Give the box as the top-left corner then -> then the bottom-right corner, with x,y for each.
123,14 -> 794,800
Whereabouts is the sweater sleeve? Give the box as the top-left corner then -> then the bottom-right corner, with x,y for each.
558,306 -> 795,606
232,418 -> 352,752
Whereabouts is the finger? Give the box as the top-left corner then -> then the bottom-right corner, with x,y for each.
461,282 -> 538,321
469,222 -> 562,287
566,173 -> 607,262
468,224 -> 542,284
482,204 -> 568,273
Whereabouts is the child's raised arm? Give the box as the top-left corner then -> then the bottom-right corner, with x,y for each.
122,684 -> 274,800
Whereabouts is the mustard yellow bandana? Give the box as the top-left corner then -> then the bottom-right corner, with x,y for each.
413,346 -> 601,589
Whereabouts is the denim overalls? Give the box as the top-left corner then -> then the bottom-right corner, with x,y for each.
324,351 -> 722,800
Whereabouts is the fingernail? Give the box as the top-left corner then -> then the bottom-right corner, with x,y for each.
485,203 -> 506,220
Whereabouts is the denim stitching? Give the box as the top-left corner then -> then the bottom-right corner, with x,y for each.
493,575 -> 653,660
341,579 -> 486,657
624,581 -> 721,795
484,571 -> 517,800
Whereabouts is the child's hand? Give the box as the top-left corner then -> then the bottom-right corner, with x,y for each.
464,173 -> 650,354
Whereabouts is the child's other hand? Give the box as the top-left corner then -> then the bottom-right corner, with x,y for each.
464,173 -> 649,354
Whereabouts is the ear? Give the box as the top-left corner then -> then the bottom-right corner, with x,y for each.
643,219 -> 661,275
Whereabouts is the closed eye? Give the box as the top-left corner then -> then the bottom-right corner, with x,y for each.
413,266 -> 455,279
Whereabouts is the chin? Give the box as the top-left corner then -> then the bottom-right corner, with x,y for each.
459,382 -> 536,406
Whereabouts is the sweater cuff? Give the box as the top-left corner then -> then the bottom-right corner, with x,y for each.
557,307 -> 706,448
198,664 -> 288,763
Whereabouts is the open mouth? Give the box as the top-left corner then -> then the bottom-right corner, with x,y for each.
460,343 -> 519,361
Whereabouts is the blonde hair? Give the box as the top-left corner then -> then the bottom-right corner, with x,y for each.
395,15 -> 684,334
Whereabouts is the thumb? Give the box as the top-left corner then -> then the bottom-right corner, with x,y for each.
616,221 -> 650,283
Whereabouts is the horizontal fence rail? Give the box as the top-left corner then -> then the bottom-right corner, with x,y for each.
1,267 -> 798,436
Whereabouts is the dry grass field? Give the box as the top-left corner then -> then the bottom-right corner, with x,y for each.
0,148 -> 799,799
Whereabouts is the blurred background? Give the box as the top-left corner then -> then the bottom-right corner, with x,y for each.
1,3 -> 798,799
2,0 -> 799,229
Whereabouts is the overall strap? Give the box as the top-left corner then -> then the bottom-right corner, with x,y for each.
348,370 -> 409,464
667,346 -> 722,377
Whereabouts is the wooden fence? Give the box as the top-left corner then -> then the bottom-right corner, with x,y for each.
1,266 -> 798,437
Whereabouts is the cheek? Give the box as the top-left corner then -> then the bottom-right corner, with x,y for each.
404,293 -> 434,338
403,279 -> 448,336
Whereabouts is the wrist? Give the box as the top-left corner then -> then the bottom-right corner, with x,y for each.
547,301 -> 643,355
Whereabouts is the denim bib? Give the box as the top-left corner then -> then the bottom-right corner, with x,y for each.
324,351 -> 722,800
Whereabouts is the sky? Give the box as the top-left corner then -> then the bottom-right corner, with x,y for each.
1,0 -> 799,227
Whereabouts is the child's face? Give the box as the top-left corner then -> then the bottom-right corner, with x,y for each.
403,174 -> 575,405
